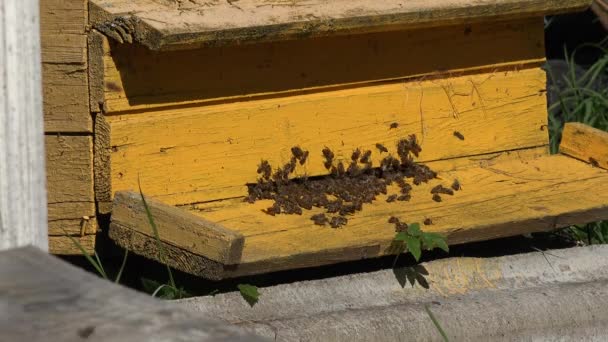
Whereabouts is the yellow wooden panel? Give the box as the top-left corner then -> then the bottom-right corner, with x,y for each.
560,122 -> 608,169
109,67 -> 548,206
49,235 -> 96,255
101,18 -> 545,113
189,155 -> 608,274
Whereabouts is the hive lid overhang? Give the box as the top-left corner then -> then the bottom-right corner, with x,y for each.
90,0 -> 591,51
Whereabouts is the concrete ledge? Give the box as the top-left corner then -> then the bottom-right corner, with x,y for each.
179,245 -> 608,341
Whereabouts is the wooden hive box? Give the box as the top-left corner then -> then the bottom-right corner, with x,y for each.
82,0 -> 608,279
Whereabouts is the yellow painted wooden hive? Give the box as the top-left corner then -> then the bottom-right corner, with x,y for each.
79,0 -> 608,279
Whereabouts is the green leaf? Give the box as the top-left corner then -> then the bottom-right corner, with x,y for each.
408,223 -> 422,237
394,232 -> 408,242
405,235 -> 422,262
238,284 -> 260,307
422,233 -> 449,253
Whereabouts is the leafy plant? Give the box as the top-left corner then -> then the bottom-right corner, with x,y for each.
393,222 -> 449,263
237,283 -> 260,307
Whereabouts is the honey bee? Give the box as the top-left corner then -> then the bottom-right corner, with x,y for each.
453,131 -> 465,140
397,194 -> 411,201
263,202 -> 281,216
589,157 -> 600,167
359,150 -> 372,164
300,150 -> 309,165
351,148 -> 361,161
431,184 -> 454,196
375,143 -> 388,153
291,146 -> 304,159
388,216 -> 400,224
386,194 -> 398,203
329,216 -> 348,228
423,218 -> 433,225
257,160 -> 272,180
432,193 -> 442,202
322,147 -> 334,169
390,122 -> 399,129
451,179 -> 461,191
337,162 -> 345,176
311,213 -> 328,226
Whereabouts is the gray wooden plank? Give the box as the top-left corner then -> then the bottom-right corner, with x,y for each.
0,246 -> 267,341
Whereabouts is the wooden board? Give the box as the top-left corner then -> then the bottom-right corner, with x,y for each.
46,134 -> 96,254
112,191 -> 245,264
560,122 -> 608,170
0,247 -> 263,341
89,0 -> 590,50
49,235 -> 96,254
106,67 -> 548,206
110,153 -> 608,279
99,18 -> 545,113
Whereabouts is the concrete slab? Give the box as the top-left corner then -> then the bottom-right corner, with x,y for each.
179,245 -> 608,341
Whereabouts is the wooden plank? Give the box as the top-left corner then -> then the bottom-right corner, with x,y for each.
560,122 -> 608,170
112,191 -> 245,265
40,0 -> 86,34
48,216 -> 98,236
49,234 -> 96,254
41,33 -> 86,64
0,247 -> 264,340
0,0 -> 48,251
118,153 -> 608,279
42,63 -> 91,132
89,0 -> 590,50
88,30 -> 108,113
107,67 -> 548,206
100,18 -> 545,113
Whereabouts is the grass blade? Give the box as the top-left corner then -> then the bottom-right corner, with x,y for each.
114,248 -> 129,284
138,177 -> 176,289
62,229 -> 108,280
425,304 -> 449,342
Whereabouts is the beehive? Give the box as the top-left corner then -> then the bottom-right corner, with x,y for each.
44,0 -> 608,273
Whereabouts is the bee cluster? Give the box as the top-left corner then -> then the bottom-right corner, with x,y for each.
245,134 -> 459,228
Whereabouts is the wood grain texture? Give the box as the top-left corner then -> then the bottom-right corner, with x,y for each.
107,67 -> 548,206
89,0 -> 590,50
88,30 -> 108,113
100,18 -> 545,113
560,122 -> 608,170
0,246 -> 265,340
49,234 -> 96,254
94,113 -> 113,214
184,154 -> 608,278
41,0 -> 91,132
112,191 -> 245,264
0,0 -> 48,251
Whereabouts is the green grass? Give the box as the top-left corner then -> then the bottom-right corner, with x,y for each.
546,37 -> 608,245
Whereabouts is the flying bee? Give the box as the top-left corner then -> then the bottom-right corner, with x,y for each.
453,131 -> 465,140
423,218 -> 433,225
432,193 -> 442,202
375,143 -> 388,153
390,122 -> 399,129
351,148 -> 361,161
359,150 -> 372,164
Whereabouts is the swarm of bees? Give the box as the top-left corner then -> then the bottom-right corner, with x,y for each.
245,134 -> 462,229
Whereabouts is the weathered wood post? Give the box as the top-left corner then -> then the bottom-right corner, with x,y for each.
0,0 -> 48,251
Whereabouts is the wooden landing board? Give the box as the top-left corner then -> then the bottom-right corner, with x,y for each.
110,153 -> 608,279
98,18 -> 545,113
107,67 -> 548,206
560,122 -> 608,170
89,0 -> 590,50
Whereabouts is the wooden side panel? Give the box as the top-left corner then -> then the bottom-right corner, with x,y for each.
49,235 -> 96,254
41,0 -> 91,132
101,18 -> 546,113
46,135 -> 96,254
560,122 -> 608,170
112,191 -> 245,264
108,67 -> 548,206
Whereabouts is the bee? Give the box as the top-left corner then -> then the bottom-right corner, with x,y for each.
326,199 -> 343,213
347,161 -> 360,176
432,193 -> 442,202
339,204 -> 357,216
322,146 -> 334,162
257,160 -> 272,180
359,150 -> 372,164
423,218 -> 433,225
329,216 -> 348,228
395,222 -> 408,232
389,122 -> 399,129
589,157 -> 600,168
397,194 -> 411,201
453,131 -> 465,140
311,213 -> 328,226
451,179 -> 461,191
431,185 -> 454,196
351,148 -> 361,161
337,162 -> 345,176
291,146 -> 304,160
386,194 -> 398,203
375,143 -> 388,153
263,202 -> 281,216
388,216 -> 400,224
